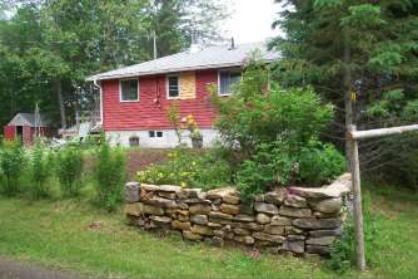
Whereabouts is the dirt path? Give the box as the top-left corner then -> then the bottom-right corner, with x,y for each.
0,257 -> 87,279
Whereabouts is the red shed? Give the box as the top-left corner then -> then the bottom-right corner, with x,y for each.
3,113 -> 52,145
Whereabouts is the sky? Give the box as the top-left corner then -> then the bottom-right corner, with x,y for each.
224,0 -> 282,44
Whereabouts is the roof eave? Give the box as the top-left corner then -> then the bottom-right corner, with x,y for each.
86,58 -> 277,82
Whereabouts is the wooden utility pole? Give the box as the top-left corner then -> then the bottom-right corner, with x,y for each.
347,123 -> 418,271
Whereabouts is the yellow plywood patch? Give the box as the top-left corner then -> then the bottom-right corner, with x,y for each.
180,72 -> 196,99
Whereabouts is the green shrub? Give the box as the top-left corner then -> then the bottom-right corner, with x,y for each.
56,146 -> 84,197
237,141 -> 296,202
137,148 -> 232,190
0,139 -> 25,196
30,141 -> 55,199
95,141 -> 126,211
297,140 -> 346,186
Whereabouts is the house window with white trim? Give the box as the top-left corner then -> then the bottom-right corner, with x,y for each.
219,70 -> 241,96
120,79 -> 139,102
167,75 -> 180,99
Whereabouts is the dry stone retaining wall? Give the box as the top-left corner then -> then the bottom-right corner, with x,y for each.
124,173 -> 351,256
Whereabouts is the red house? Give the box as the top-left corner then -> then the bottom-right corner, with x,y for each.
87,42 -> 278,148
3,113 -> 52,145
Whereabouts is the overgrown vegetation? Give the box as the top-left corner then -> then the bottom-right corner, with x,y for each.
328,193 -> 378,273
137,148 -> 232,190
56,146 -> 84,197
95,139 -> 126,211
0,138 -> 126,211
0,139 -> 25,196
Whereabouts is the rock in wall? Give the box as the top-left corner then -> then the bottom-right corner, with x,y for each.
124,173 -> 351,256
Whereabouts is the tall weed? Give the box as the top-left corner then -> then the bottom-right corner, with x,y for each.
0,139 -> 25,196
30,141 -> 55,198
56,146 -> 84,197
95,141 -> 126,211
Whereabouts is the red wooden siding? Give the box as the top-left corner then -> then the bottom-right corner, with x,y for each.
3,125 -> 51,145
102,70 -> 219,131
4,126 -> 15,141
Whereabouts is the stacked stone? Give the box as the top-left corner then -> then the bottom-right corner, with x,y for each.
124,173 -> 351,257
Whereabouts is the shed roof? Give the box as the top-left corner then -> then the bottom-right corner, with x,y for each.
7,113 -> 50,127
87,41 -> 279,81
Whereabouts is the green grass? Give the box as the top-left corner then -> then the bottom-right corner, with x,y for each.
0,185 -> 417,278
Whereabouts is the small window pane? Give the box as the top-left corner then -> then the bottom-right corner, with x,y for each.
156,131 -> 163,138
149,131 -> 155,138
219,71 -> 241,95
121,79 -> 138,101
129,136 -> 139,147
168,76 -> 179,98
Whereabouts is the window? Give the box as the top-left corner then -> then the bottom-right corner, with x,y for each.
129,136 -> 139,147
149,131 -> 163,138
219,70 -> 241,95
167,75 -> 180,98
120,79 -> 139,102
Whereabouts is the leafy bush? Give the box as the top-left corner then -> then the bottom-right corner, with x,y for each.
95,141 -> 126,211
30,141 -> 55,198
297,140 -> 346,186
209,60 -> 344,198
137,148 -> 232,190
56,146 -> 84,197
0,139 -> 25,196
211,60 -> 334,159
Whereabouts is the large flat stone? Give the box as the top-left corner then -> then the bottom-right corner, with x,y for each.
183,230 -> 203,241
309,228 -> 343,237
311,198 -> 343,214
220,204 -> 239,215
279,206 -> 312,218
264,188 -> 287,205
234,214 -> 255,222
190,214 -> 208,225
292,218 -> 342,229
282,239 -> 305,254
306,244 -> 330,255
306,236 -> 336,246
144,205 -> 165,215
284,195 -> 307,208
191,225 -> 214,236
271,216 -> 291,226
124,203 -> 144,216
289,173 -> 351,199
172,220 -> 191,230
256,213 -> 271,224
125,182 -> 140,203
209,211 -> 234,220
207,187 -> 239,200
189,204 -> 211,215
264,225 -> 285,235
253,232 -> 285,243
149,215 -> 172,224
254,202 -> 279,215
144,196 -> 178,209
141,184 -> 160,192
159,185 -> 182,192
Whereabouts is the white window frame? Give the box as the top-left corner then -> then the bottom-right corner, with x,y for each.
217,69 -> 241,96
166,74 -> 181,100
119,78 -> 140,102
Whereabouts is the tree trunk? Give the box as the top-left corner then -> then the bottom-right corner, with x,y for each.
343,31 -> 354,167
55,79 -> 66,129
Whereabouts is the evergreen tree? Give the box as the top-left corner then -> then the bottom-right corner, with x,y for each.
272,0 -> 418,187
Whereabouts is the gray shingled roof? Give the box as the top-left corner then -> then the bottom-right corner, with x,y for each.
87,42 -> 279,81
8,113 -> 50,127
